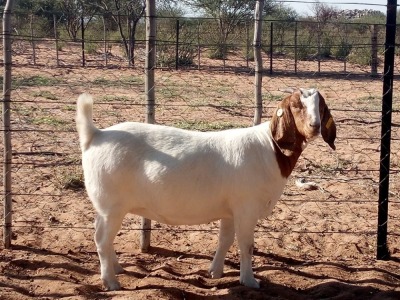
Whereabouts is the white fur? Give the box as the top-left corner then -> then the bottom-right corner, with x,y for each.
76,92 -> 318,290
300,88 -> 320,128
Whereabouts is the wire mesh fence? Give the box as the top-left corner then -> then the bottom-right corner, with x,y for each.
6,12 -> 394,74
1,13 -> 400,278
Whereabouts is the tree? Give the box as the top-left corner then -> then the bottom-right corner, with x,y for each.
183,0 -> 277,59
99,0 -> 146,66
266,4 -> 299,54
9,0 -> 61,35
183,0 -> 257,58
157,1 -> 184,17
310,1 -> 340,58
55,0 -> 101,42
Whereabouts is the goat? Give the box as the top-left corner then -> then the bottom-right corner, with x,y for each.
76,88 -> 336,290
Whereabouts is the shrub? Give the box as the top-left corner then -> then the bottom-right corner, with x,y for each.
208,44 -> 227,60
296,42 -> 315,60
347,46 -> 372,66
333,41 -> 352,59
157,43 -> 195,67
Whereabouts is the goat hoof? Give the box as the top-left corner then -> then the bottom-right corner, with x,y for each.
209,269 -> 223,279
114,265 -> 125,274
241,277 -> 260,289
103,279 -> 121,291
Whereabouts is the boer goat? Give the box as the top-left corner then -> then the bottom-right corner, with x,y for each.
76,88 -> 336,290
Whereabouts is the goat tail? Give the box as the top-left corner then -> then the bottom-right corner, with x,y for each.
76,93 -> 98,151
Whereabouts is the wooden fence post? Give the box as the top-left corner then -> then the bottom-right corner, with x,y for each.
103,15 -> 108,67
371,24 -> 378,76
269,22 -> 273,75
53,14 -> 59,67
175,19 -> 179,70
246,21 -> 250,69
253,0 -> 264,125
141,0 -> 156,253
30,14 -> 36,65
294,21 -> 297,74
81,16 -> 85,67
197,21 -> 201,70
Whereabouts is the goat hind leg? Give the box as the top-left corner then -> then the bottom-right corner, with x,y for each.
95,213 -> 124,290
209,218 -> 235,279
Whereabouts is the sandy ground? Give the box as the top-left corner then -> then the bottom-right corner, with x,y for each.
0,41 -> 399,299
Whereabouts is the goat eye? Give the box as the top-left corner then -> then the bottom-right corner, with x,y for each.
291,105 -> 301,112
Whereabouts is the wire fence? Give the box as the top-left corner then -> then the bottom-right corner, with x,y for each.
7,12 -> 397,74
1,11 -> 400,265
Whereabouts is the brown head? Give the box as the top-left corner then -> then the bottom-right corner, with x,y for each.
270,88 -> 336,177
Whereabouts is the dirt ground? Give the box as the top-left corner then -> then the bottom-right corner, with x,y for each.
0,41 -> 400,299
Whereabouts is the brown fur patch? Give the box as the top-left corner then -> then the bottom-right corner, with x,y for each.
270,90 -> 336,178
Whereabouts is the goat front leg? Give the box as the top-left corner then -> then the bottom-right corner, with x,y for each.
209,218 -> 235,279
95,213 -> 125,290
234,213 -> 260,288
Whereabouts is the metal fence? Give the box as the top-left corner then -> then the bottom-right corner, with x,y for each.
6,12 -> 395,74
1,9 -> 400,265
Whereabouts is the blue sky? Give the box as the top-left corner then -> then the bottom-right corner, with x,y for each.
284,0 -> 388,16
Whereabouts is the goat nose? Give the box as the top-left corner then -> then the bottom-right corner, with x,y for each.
310,122 -> 321,130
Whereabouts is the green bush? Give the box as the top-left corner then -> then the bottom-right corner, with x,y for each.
333,41 -> 352,59
347,46 -> 371,66
208,44 -> 227,60
85,41 -> 99,55
296,42 -> 314,60
243,45 -> 254,62
319,36 -> 333,58
157,44 -> 195,67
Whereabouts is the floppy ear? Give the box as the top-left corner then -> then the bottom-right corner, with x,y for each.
319,92 -> 336,150
270,97 -> 297,156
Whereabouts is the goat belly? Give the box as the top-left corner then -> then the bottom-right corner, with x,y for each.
126,163 -> 235,225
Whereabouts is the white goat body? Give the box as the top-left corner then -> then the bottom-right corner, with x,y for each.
76,89 -> 336,290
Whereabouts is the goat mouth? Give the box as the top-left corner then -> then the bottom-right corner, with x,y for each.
305,126 -> 321,140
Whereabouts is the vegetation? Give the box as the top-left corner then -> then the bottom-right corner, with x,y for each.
174,120 -> 243,131
4,0 -> 392,67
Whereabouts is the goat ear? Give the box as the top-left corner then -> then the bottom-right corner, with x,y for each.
271,101 -> 296,156
280,87 -> 297,94
319,93 -> 336,150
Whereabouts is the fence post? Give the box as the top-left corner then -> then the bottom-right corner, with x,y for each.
127,17 -> 131,67
377,0 -> 397,260
246,21 -> 250,69
371,24 -> 378,76
294,21 -> 297,74
53,14 -> 59,67
253,0 -> 264,125
103,15 -> 108,67
317,22 -> 321,73
269,22 -> 273,75
81,16 -> 85,67
141,0 -> 156,253
344,23 -> 348,73
2,0 -> 15,249
175,19 -> 179,70
197,21 -> 201,70
30,14 -> 36,65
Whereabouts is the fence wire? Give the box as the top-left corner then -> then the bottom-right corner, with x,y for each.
1,15 -> 400,265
